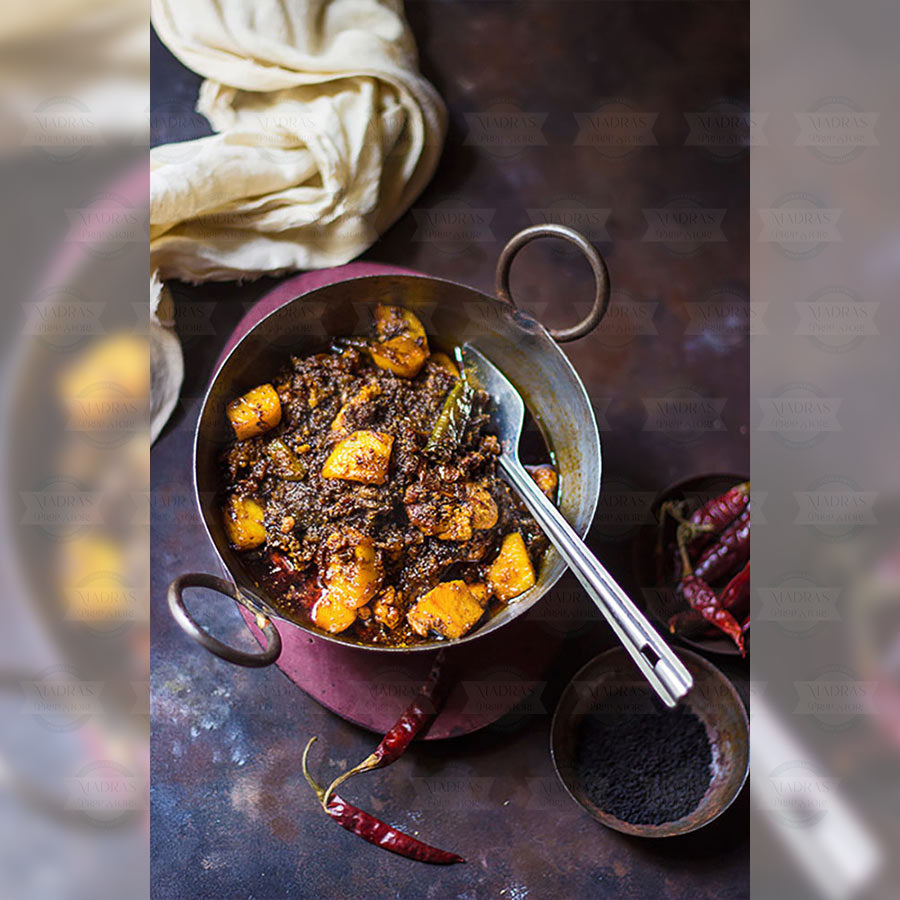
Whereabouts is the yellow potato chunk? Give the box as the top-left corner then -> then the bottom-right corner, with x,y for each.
370,337 -> 428,379
526,464 -> 558,501
226,383 -> 282,440
370,304 -> 429,378
487,533 -> 536,602
322,530 -> 383,609
60,335 -> 150,429
311,596 -> 357,634
322,430 -> 393,484
430,352 -> 460,379
331,382 -> 383,433
374,304 -> 427,343
407,580 -> 486,640
223,495 -> 266,550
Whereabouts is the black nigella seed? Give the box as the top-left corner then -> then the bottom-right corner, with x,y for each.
573,691 -> 712,825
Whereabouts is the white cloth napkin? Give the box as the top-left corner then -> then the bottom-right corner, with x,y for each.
149,0 -> 446,441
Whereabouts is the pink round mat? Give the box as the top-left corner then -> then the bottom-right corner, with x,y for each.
217,264 -> 563,738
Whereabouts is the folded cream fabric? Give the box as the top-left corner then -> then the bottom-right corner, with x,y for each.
149,0 -> 446,440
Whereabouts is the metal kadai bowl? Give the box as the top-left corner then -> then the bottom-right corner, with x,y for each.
168,224 -> 610,665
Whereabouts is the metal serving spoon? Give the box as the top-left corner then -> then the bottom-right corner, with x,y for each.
462,344 -> 693,707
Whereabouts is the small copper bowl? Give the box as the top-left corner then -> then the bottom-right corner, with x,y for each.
632,472 -> 749,657
550,647 -> 749,837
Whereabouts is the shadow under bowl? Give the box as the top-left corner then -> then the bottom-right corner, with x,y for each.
550,647 -> 749,837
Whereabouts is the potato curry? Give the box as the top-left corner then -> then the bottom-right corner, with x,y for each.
220,304 -> 555,646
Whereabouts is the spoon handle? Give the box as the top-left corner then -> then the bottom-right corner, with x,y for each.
501,457 -> 693,707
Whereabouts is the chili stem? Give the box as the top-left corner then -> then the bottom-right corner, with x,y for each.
322,752 -> 380,810
302,736 -> 326,802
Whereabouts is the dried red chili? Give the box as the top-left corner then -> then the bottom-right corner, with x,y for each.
678,575 -> 745,656
322,650 -> 448,807
674,534 -> 745,656
693,507 -> 750,585
661,481 -> 748,551
685,481 -> 749,551
719,562 -> 750,617
302,738 -> 464,865
669,562 -> 750,638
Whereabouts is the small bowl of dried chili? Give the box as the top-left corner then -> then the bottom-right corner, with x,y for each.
632,472 -> 750,657
550,647 -> 749,837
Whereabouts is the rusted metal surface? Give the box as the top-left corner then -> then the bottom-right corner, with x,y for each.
151,1 -> 749,896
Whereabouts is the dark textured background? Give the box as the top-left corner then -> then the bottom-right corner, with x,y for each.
151,3 -> 749,897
